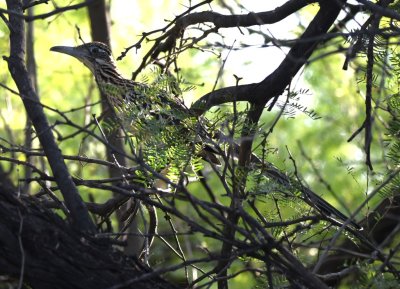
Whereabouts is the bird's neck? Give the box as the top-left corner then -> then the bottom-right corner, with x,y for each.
92,59 -> 139,108
93,59 -> 125,85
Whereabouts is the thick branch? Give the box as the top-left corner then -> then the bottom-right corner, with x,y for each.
184,0 -> 314,27
0,192 -> 178,289
5,0 -> 95,232
124,0 -> 317,77
192,0 -> 346,113
153,0 -> 316,58
356,0 -> 400,20
0,0 -> 98,22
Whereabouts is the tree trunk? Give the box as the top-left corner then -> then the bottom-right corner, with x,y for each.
0,190 -> 179,289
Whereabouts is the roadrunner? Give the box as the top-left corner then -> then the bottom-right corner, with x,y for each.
50,42 -> 220,168
51,42 -> 361,230
51,42 -> 168,112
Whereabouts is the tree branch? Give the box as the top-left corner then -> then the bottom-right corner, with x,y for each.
0,192 -> 178,289
0,0 -> 98,22
152,0 -> 316,57
192,0 -> 347,114
5,0 -> 95,232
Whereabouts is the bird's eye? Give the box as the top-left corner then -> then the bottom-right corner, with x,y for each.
87,45 -> 110,58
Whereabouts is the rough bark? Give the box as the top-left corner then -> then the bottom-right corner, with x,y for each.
5,0 -> 95,232
0,191 -> 179,289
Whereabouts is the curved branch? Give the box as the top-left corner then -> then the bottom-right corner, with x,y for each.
192,0 -> 347,113
190,83 -> 257,115
0,0 -> 98,22
356,0 -> 400,20
126,0 -> 316,78
154,0 -> 316,55
5,0 -> 95,232
0,192 -> 178,289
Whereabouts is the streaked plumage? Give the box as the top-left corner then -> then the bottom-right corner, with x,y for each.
51,42 -> 148,110
50,42 -> 220,165
51,42 -> 361,230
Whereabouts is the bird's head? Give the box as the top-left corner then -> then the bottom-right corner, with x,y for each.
50,42 -> 116,74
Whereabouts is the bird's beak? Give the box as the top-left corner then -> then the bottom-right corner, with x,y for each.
50,45 -> 95,73
50,46 -> 86,60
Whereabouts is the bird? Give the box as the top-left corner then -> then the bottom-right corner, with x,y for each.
51,42 -> 361,231
50,42 -> 211,259
51,42 -> 157,111
50,41 -> 220,167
